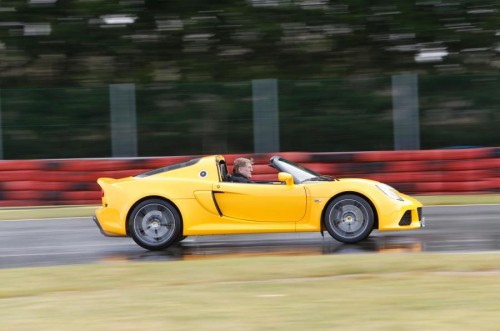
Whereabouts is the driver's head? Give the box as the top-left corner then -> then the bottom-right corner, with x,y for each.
233,157 -> 254,179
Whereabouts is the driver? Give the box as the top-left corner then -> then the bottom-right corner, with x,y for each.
231,157 -> 254,183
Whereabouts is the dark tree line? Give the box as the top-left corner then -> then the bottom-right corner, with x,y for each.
0,0 -> 498,87
0,1 -> 498,159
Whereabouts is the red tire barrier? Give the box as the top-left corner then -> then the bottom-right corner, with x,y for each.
0,200 -> 45,207
59,191 -> 102,201
354,148 -> 493,162
490,178 -> 500,190
52,159 -> 140,172
383,160 -> 445,173
253,174 -> 278,181
0,147 -> 498,207
443,158 -> 500,171
310,153 -> 355,163
336,162 -> 387,175
1,191 -> 52,201
143,156 -> 195,169
275,152 -> 311,163
305,163 -> 338,175
0,160 -> 50,171
412,181 -> 492,194
364,170 -> 492,184
0,181 -> 73,191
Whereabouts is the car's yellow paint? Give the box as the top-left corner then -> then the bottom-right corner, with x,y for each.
95,155 -> 423,238
213,183 -> 307,222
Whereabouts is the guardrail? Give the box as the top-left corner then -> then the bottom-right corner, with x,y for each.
0,147 -> 498,206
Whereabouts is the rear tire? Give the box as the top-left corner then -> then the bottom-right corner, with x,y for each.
128,199 -> 182,250
324,194 -> 374,244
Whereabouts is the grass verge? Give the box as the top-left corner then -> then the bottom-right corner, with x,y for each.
1,196 -> 500,329
1,253 -> 500,330
416,194 -> 500,206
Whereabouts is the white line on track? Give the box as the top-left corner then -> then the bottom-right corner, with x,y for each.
424,204 -> 500,207
0,216 -> 92,222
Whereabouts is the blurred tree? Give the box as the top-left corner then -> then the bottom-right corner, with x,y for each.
0,0 -> 497,87
0,1 -> 498,158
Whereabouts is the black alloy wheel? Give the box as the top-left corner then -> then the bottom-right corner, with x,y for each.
128,199 -> 182,250
324,194 -> 375,244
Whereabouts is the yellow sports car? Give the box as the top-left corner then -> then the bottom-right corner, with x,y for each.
94,155 -> 424,250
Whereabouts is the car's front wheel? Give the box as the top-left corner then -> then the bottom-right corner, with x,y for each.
324,194 -> 374,244
128,199 -> 182,250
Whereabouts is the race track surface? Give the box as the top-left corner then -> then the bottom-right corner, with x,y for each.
1,205 -> 500,269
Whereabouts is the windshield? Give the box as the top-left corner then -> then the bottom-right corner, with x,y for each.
270,156 -> 332,183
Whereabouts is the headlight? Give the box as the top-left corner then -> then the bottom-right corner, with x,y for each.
376,183 -> 404,201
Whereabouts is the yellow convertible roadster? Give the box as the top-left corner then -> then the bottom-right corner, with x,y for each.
94,155 -> 424,250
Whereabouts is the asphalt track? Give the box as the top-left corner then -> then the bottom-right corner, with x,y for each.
1,204 -> 500,269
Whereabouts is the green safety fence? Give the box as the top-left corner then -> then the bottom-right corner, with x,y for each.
0,74 -> 499,160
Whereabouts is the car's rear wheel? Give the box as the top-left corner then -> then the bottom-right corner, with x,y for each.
128,199 -> 182,250
324,194 -> 374,244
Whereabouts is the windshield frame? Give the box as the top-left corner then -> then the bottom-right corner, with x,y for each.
269,156 -> 325,184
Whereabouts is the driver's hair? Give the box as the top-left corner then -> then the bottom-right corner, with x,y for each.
232,157 -> 254,175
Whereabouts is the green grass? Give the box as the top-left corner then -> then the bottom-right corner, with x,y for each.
2,254 -> 500,330
1,195 -> 499,330
416,194 -> 500,206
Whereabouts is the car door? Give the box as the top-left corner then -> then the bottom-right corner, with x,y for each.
212,182 -> 307,222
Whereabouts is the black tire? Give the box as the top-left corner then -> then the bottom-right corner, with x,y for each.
324,194 -> 375,244
128,199 -> 182,250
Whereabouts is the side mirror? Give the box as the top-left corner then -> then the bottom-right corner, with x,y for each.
278,172 -> 294,186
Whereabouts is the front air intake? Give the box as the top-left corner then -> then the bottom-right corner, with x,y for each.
399,210 -> 412,226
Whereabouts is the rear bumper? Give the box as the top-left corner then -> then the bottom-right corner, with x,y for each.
93,207 -> 127,237
92,215 -> 123,237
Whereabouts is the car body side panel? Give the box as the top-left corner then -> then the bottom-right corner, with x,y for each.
295,186 -> 328,232
212,182 -> 307,222
193,191 -> 220,216
175,198 -> 296,235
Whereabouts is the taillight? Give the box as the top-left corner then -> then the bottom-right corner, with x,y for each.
100,190 -> 107,207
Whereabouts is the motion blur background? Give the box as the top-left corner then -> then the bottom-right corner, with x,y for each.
0,0 -> 498,159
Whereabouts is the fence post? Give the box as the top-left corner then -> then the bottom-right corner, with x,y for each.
0,90 -> 3,159
392,74 -> 420,150
252,79 -> 280,153
109,83 -> 138,157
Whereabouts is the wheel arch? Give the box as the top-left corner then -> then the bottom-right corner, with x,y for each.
125,196 -> 183,236
320,191 -> 379,231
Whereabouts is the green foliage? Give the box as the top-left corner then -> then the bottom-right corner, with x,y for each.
1,87 -> 110,158
1,74 -> 498,159
135,82 -> 253,156
279,78 -> 394,152
0,0 -> 498,87
0,1 -> 498,157
419,74 -> 500,148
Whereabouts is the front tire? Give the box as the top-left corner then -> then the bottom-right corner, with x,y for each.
324,194 -> 374,244
128,199 -> 182,250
